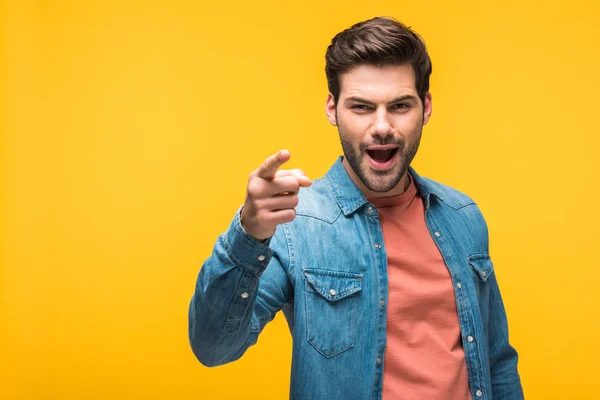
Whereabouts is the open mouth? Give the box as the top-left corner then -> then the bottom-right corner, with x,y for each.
366,147 -> 399,163
365,146 -> 400,170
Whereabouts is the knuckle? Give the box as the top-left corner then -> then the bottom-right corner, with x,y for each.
252,198 -> 265,210
255,209 -> 269,225
247,179 -> 263,197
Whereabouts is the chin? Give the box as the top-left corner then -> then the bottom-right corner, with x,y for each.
368,182 -> 397,193
364,167 -> 405,192
363,173 -> 397,192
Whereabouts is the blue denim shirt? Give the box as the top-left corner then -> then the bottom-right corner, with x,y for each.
189,158 -> 523,400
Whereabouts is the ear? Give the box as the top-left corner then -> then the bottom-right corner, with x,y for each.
325,93 -> 337,126
422,92 -> 433,125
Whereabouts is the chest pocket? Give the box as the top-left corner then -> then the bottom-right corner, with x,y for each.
468,254 -> 494,282
467,254 -> 494,328
303,269 -> 363,358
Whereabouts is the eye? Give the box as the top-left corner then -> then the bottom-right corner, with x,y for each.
391,103 -> 409,110
351,104 -> 370,111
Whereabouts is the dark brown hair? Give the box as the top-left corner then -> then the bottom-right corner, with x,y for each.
325,17 -> 432,105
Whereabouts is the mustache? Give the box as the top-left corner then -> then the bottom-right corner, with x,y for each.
359,138 -> 404,151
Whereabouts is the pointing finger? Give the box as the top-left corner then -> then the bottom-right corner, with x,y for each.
256,150 -> 291,179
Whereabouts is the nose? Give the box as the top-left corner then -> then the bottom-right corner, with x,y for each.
371,107 -> 393,141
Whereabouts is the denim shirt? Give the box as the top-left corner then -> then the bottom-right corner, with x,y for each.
189,157 -> 524,400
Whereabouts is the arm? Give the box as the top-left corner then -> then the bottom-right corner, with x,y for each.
474,204 -> 524,398
488,274 -> 524,399
189,150 -> 310,367
188,210 -> 292,367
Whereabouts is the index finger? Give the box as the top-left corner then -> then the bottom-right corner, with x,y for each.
256,150 -> 291,179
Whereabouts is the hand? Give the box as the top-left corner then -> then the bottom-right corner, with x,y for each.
240,150 -> 312,240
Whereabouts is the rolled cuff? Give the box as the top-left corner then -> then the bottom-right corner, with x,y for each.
224,207 -> 273,277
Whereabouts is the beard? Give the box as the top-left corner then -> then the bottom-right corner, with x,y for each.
338,124 -> 422,193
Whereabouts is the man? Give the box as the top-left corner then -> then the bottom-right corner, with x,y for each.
189,17 -> 524,400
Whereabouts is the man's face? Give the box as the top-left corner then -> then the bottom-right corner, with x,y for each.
326,64 -> 432,197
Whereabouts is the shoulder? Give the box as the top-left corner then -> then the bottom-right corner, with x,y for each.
418,175 -> 490,252
416,174 -> 477,210
417,173 -> 488,227
294,177 -> 341,224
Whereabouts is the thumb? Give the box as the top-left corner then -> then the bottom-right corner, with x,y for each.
274,169 -> 312,187
297,175 -> 312,187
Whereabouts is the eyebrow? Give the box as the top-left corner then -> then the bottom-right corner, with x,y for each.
344,95 -> 419,105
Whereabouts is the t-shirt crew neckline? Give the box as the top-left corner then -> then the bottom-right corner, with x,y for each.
367,172 -> 418,208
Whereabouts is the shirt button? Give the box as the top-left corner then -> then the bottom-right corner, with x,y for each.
467,336 -> 474,343
379,300 -> 385,307
476,390 -> 483,397
434,231 -> 441,237
457,282 -> 463,289
240,292 -> 249,299
376,357 -> 382,365
375,243 -> 381,249
366,206 -> 374,214
482,271 -> 487,277
257,255 -> 266,261
329,289 -> 336,296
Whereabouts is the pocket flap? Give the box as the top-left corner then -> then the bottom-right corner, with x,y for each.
303,269 -> 363,302
467,254 -> 494,282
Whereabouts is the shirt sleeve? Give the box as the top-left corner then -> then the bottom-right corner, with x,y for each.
475,205 -> 524,399
487,273 -> 525,399
188,207 -> 293,367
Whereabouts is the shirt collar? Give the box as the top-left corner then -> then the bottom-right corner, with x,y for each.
324,157 -> 445,216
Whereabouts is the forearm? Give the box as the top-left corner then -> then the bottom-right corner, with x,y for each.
188,211 -> 275,367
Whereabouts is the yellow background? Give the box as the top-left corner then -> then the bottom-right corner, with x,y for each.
1,0 -> 599,399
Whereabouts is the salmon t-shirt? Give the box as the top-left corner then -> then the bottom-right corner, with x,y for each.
368,172 -> 471,400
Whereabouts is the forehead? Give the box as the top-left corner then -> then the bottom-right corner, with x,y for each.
339,64 -> 418,100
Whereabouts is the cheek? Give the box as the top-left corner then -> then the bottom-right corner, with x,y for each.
338,114 -> 369,139
392,113 -> 423,134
